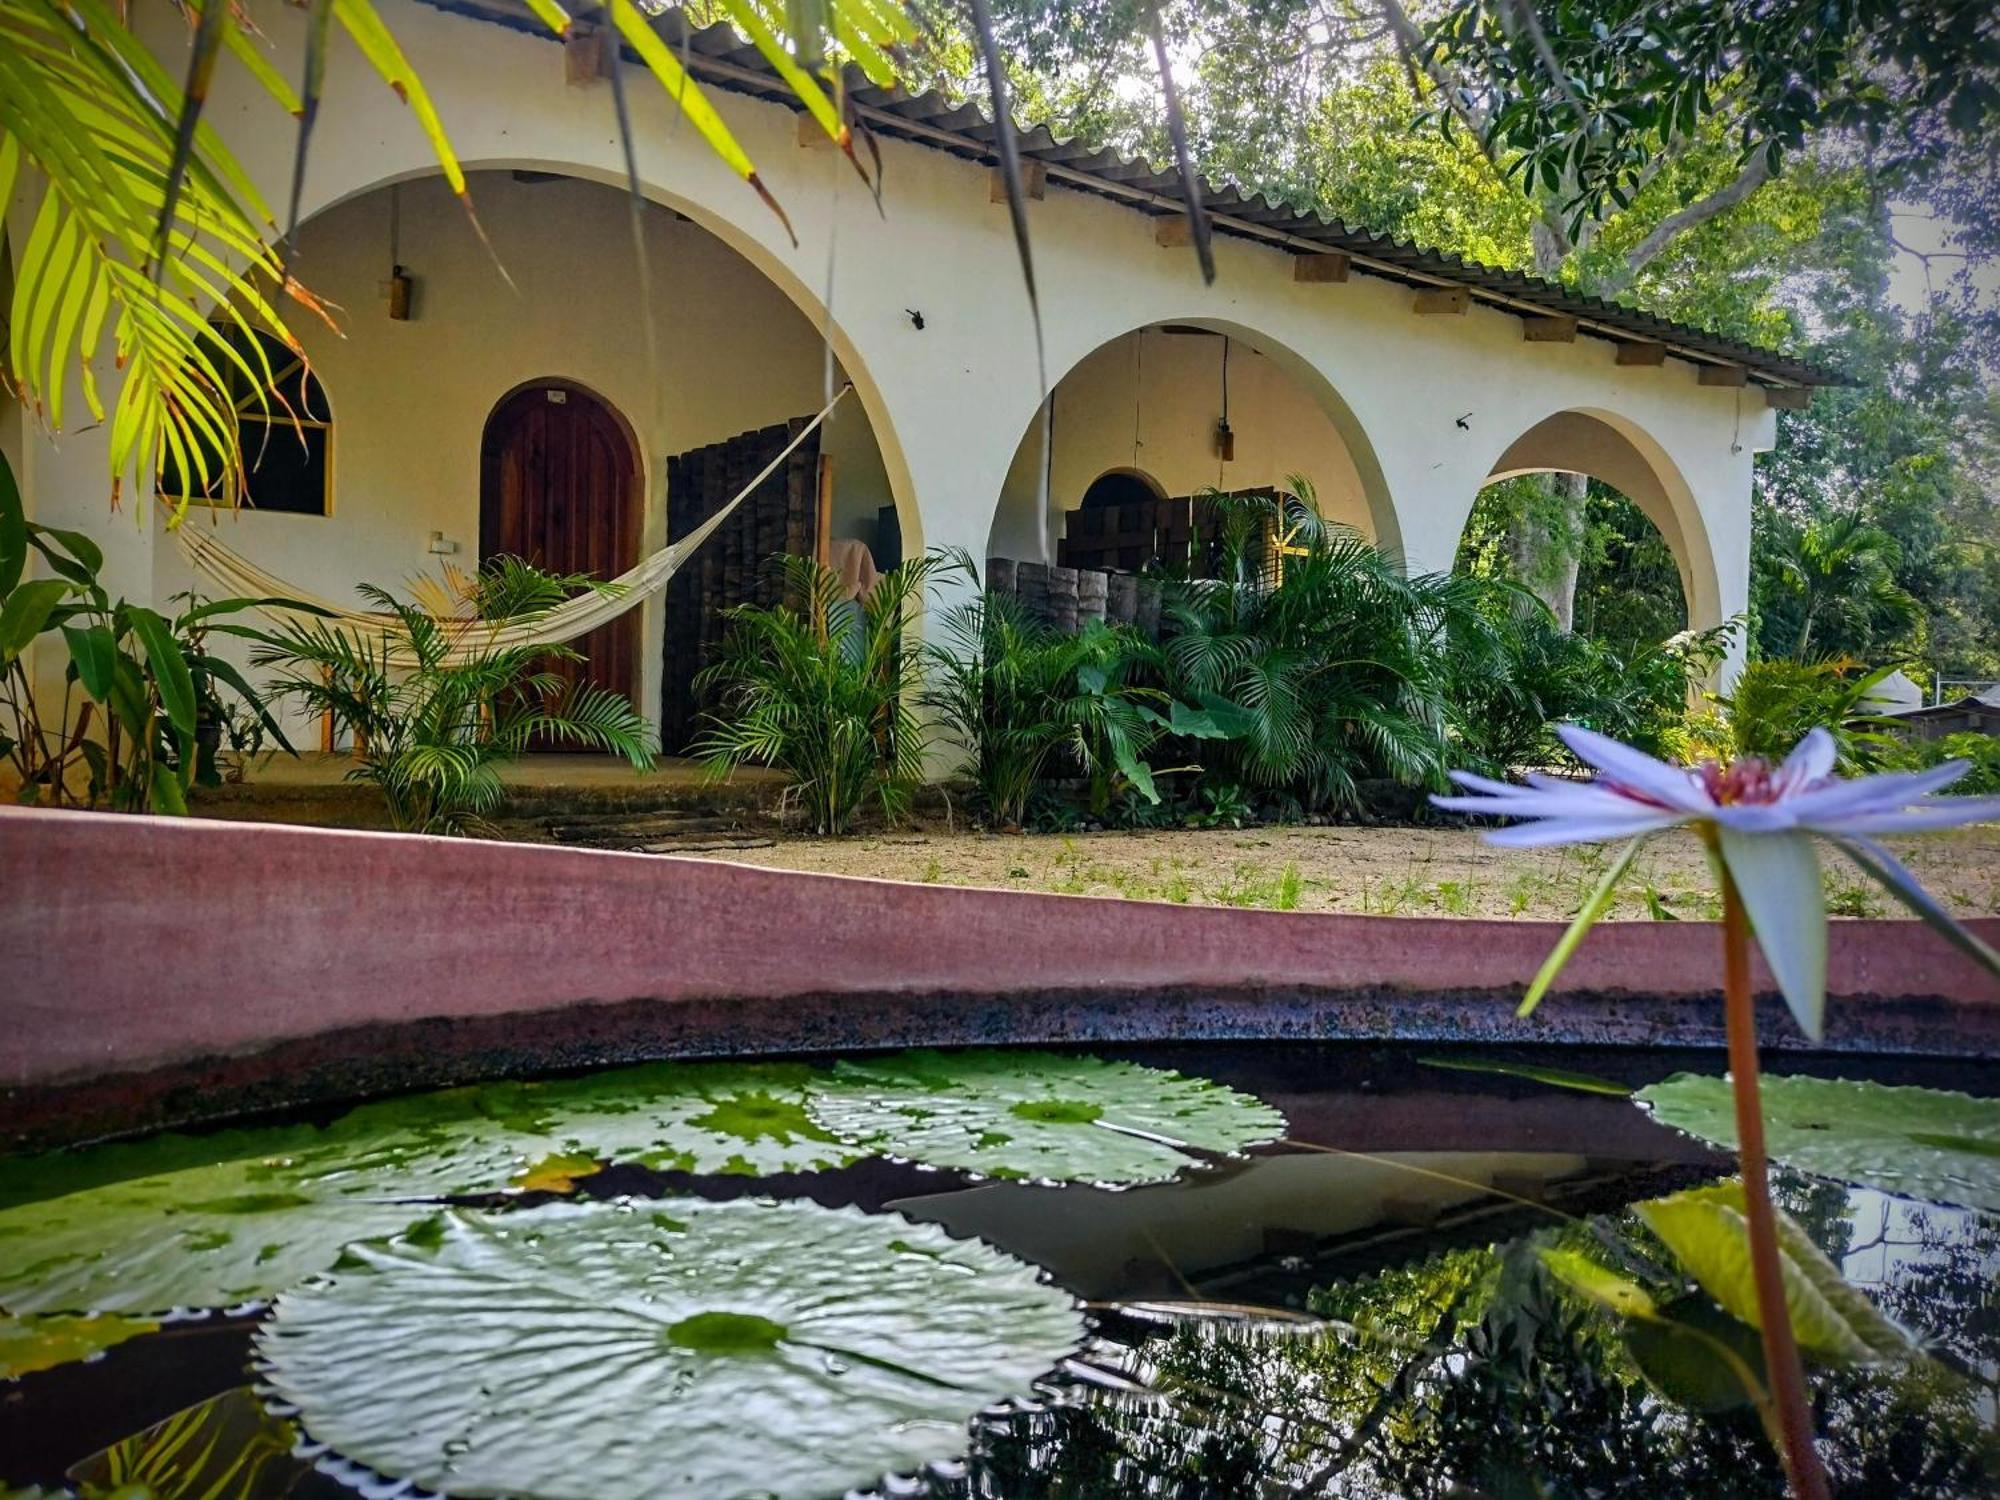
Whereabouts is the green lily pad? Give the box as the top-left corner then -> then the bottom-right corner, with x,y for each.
257,1198 -> 1085,1500
0,1312 -> 156,1378
497,1060 -> 861,1177
0,1124 -> 446,1316
0,1064 -> 860,1316
1637,1073 -> 2000,1212
806,1049 -> 1286,1184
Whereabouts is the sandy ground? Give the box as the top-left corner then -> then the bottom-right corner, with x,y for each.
679,820 -> 2000,920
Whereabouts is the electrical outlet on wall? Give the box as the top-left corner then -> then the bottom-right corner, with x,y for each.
427,531 -> 459,556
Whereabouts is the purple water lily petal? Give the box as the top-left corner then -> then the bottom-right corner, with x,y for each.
1483,811 -> 1686,847
1554,725 -> 1712,814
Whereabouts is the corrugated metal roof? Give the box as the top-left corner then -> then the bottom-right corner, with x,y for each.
417,0 -> 1849,388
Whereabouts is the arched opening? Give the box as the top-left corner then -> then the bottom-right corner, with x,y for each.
985,321 -> 1396,573
1465,409 -> 1721,645
156,168 -> 912,751
1079,469 -> 1164,511
480,378 -> 643,722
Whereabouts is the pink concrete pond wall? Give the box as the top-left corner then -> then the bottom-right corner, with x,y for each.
2,807 -> 1995,1139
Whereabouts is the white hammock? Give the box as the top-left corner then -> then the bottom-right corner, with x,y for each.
175,385 -> 851,666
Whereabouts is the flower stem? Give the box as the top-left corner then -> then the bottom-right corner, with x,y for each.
1720,872 -> 1830,1500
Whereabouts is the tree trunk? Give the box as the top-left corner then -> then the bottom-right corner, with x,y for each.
1507,470 -> 1586,629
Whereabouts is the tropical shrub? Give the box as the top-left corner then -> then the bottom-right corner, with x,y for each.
1704,658 -> 1903,771
1879,731 -> 2000,796
925,567 -> 1174,827
694,552 -> 951,835
1156,489 -> 1494,812
0,458 -> 291,811
257,558 -> 653,834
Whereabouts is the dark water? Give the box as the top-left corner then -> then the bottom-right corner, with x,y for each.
2,1042 -> 1995,1499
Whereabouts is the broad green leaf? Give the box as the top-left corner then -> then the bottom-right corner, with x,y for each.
0,1063 -> 864,1315
257,1200 -> 1084,1500
124,605 -> 195,736
0,451 -> 25,597
68,1387 -> 300,1496
1638,1073 -> 2000,1212
58,624 -> 117,701
1635,1180 -> 1912,1364
1536,1245 -> 1656,1318
0,1311 -> 155,1377
1623,1295 -> 1769,1414
0,579 -> 69,663
27,524 -> 103,580
807,1049 -> 1286,1183
1517,836 -> 1643,1017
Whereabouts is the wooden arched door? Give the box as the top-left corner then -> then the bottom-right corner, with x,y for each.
479,382 -> 642,736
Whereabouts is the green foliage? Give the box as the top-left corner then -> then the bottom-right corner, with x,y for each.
694,552 -> 950,835
1704,658 -> 1902,771
1754,511 -> 1921,662
1883,732 -> 2000,796
1156,488 -> 1492,811
256,556 -> 652,834
923,561 -> 1170,826
0,456 -> 293,811
1420,0 -> 2000,232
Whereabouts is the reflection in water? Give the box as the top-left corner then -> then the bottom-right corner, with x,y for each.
945,1174 -> 2000,1499
1,1045 -> 1993,1499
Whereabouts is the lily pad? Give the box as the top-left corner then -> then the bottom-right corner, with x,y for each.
257,1198 -> 1085,1500
0,1313 -> 156,1378
1637,1073 -> 2000,1212
807,1050 -> 1286,1184
0,1124 -> 445,1316
500,1060 -> 861,1178
0,1064 -> 861,1316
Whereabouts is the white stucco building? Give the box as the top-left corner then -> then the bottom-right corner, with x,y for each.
4,0 -> 1841,751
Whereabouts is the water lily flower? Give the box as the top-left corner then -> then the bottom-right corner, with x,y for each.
1433,725 -> 2000,1038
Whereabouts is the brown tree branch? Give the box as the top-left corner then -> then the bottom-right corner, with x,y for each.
1601,154 -> 1773,293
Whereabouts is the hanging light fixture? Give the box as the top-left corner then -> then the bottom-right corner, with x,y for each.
1214,335 -> 1234,462
383,183 -> 413,321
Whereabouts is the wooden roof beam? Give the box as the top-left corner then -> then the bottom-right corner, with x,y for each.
1762,385 -> 1814,410
1413,286 -> 1469,315
990,161 -> 1047,203
1522,313 -> 1578,342
1615,341 -> 1668,366
1292,251 -> 1351,283
1154,215 -> 1192,248
1698,364 -> 1749,387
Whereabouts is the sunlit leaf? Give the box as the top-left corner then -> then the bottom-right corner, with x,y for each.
1638,1073 -> 2000,1213
1635,1180 -> 1913,1364
807,1049 -> 1285,1184
67,1387 -> 300,1496
257,1199 -> 1085,1500
0,1311 -> 155,1377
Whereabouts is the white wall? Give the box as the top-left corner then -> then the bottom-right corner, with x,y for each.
149,171 -> 897,739
987,326 -> 1374,561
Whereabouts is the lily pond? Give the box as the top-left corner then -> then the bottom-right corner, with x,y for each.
0,1043 -> 1995,1500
